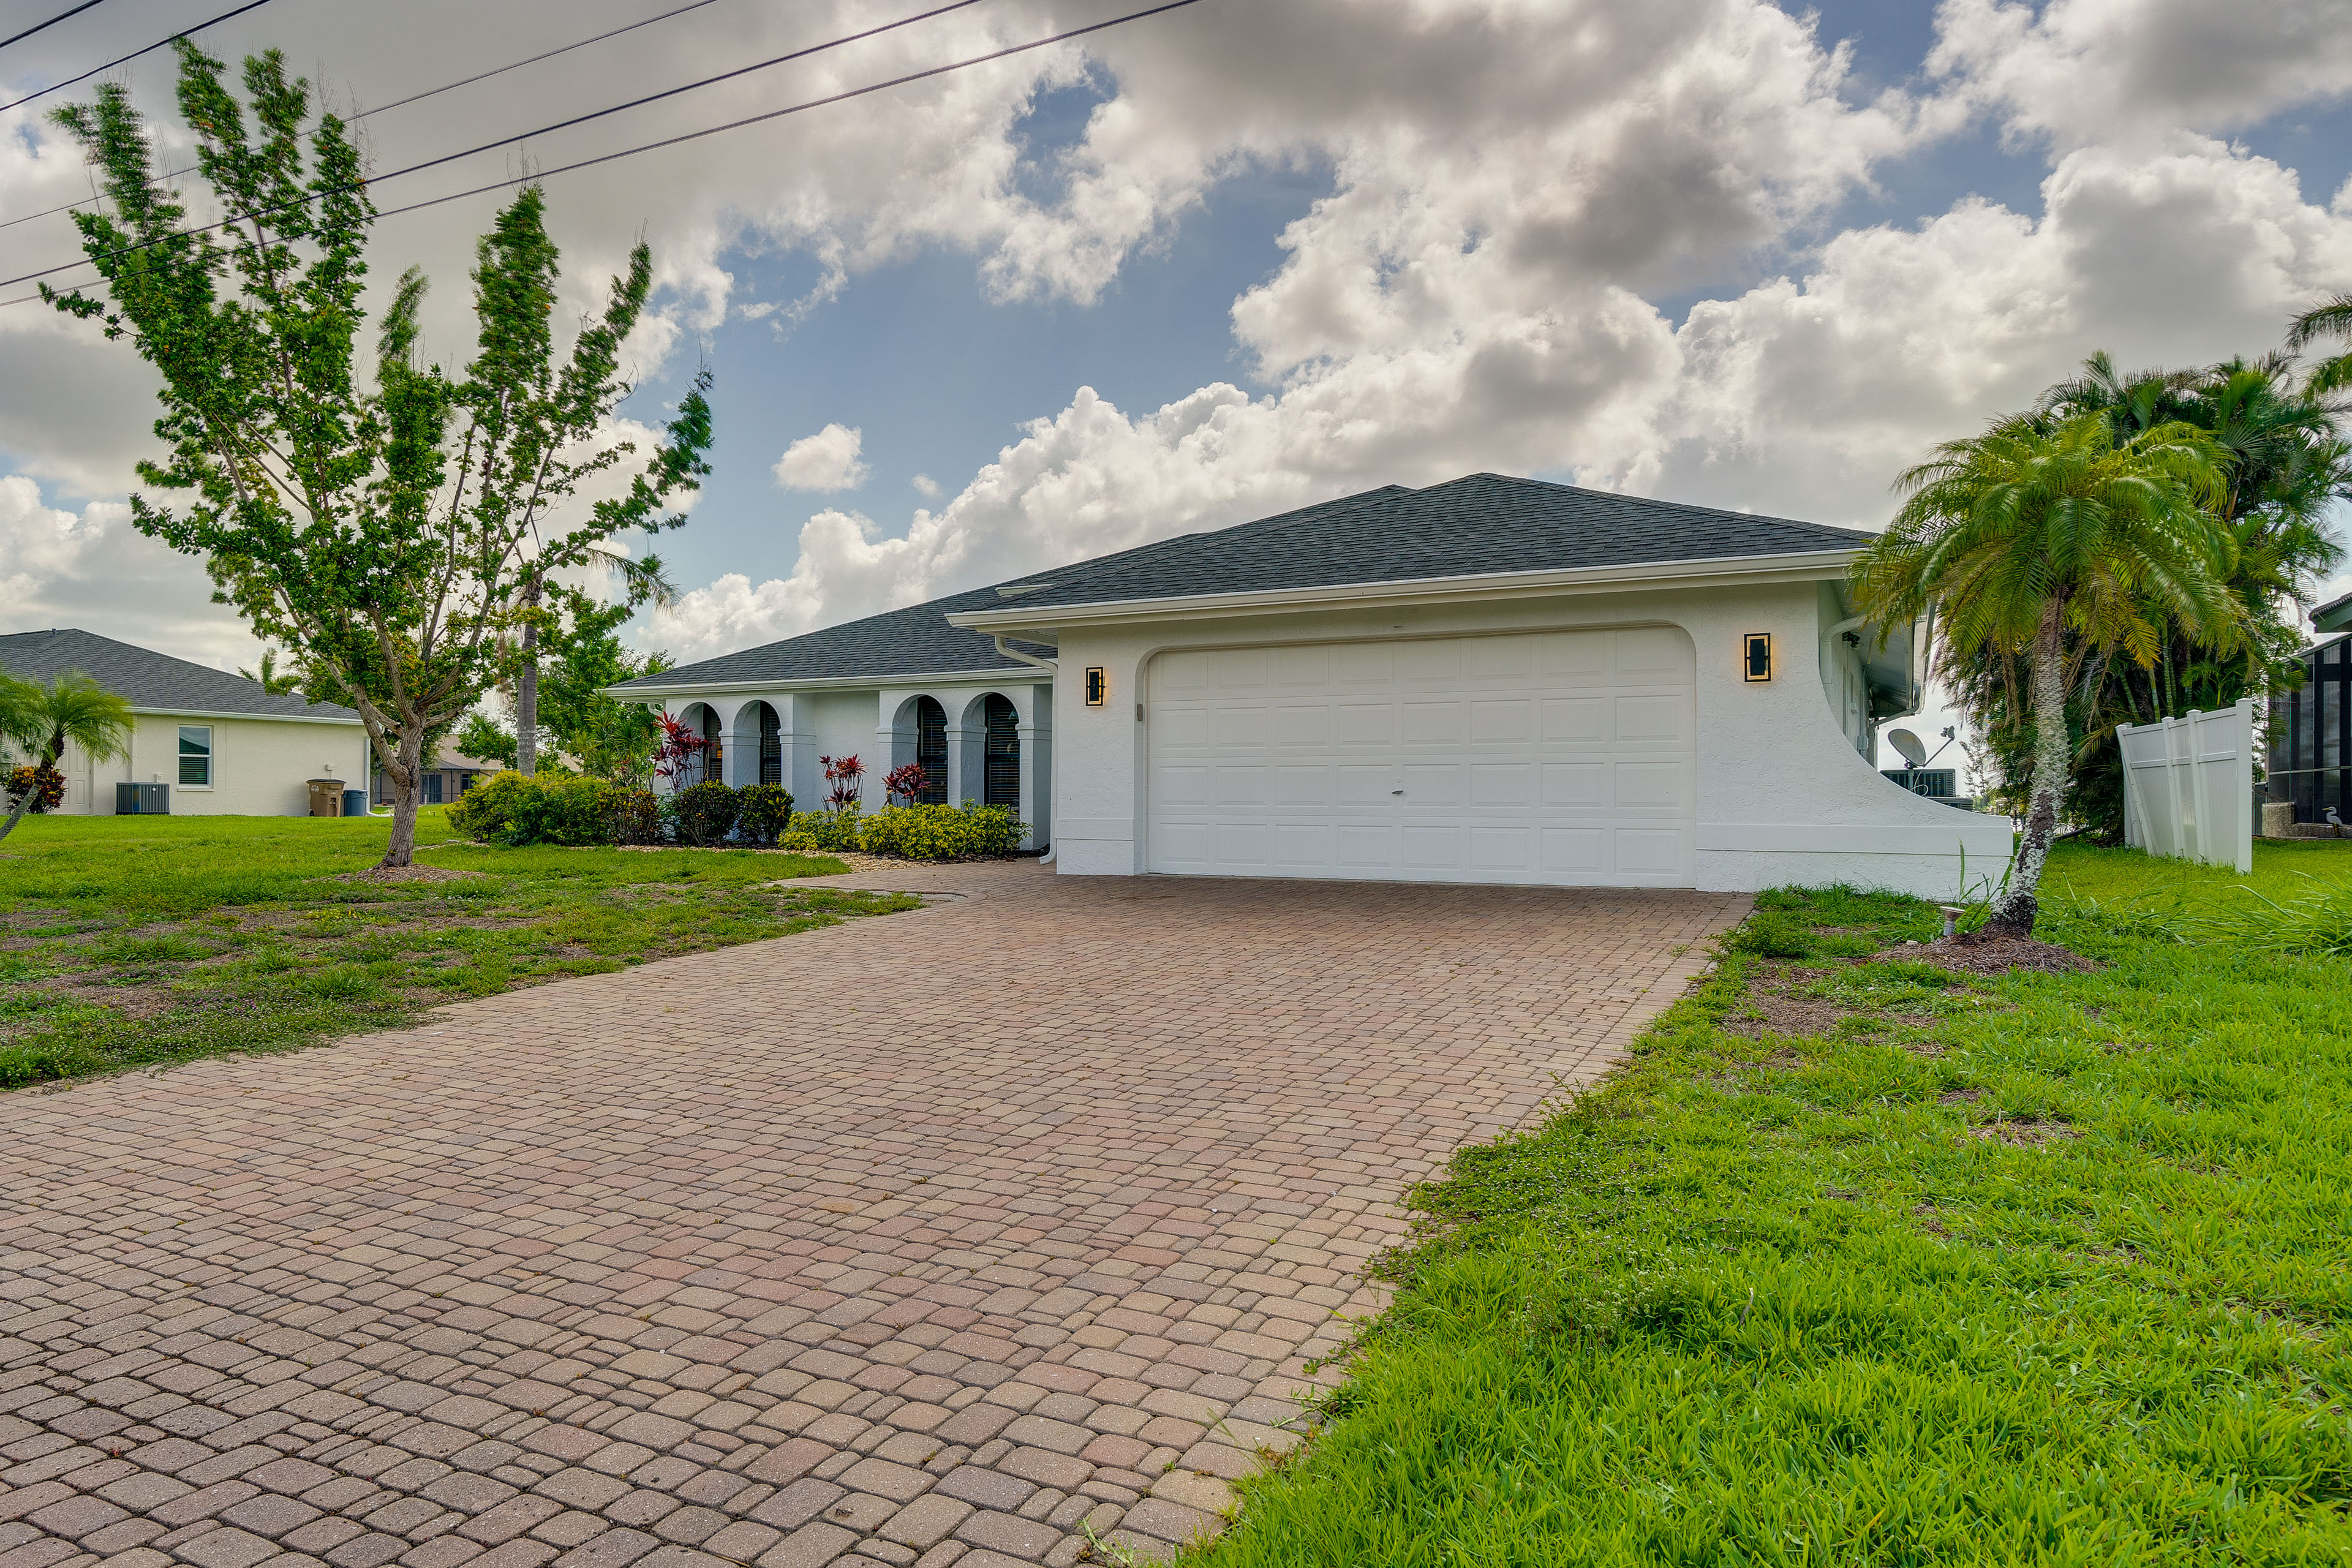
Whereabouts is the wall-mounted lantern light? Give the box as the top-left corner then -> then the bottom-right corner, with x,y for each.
1743,632 -> 1773,683
1084,666 -> 1108,706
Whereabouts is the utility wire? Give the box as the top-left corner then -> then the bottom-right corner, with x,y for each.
0,0 -> 1188,300
1,0 -> 719,232
0,0 -> 110,55
0,0 -> 271,113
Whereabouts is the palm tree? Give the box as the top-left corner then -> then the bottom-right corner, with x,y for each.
236,648 -> 302,695
1851,412 -> 2234,935
514,545 -> 677,775
2289,293 -> 2352,399
0,670 -> 135,845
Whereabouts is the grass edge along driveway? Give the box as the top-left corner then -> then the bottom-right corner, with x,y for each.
0,810 -> 914,1090
1195,840 -> 2352,1567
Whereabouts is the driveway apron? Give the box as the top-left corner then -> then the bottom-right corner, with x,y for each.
0,863 -> 1746,1568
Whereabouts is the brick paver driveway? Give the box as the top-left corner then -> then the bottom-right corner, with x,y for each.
1,864 -> 1744,1568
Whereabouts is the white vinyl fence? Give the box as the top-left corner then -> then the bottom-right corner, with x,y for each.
2118,696 -> 2255,873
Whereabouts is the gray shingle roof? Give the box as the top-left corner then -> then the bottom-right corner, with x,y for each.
0,628 -> 360,722
617,474 -> 1871,690
998,473 -> 1871,610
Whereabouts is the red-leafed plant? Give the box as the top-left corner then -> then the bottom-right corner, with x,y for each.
883,762 -> 928,807
653,711 -> 709,785
820,753 -> 864,811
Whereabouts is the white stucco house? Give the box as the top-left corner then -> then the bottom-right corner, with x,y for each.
0,628 -> 369,816
612,474 -> 2011,898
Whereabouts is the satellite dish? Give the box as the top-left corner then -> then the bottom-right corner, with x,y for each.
1890,728 -> 1928,767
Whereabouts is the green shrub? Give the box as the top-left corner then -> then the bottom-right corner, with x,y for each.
736,783 -> 794,846
611,788 -> 662,846
503,775 -> 619,846
448,769 -> 529,840
859,802 -> 1026,859
674,780 -> 741,847
780,807 -> 863,853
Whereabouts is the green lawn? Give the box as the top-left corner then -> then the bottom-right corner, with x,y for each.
1200,840 -> 2352,1566
0,810 -> 917,1089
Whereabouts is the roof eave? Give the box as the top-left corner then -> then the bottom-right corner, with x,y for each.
128,705 -> 362,725
945,547 -> 1865,632
600,662 -> 1054,702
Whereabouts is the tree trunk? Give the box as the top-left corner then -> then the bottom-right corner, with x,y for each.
0,737 -> 66,846
1986,601 -> 2068,936
517,571 -> 540,777
377,725 -> 425,869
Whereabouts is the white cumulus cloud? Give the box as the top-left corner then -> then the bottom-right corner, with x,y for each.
772,424 -> 872,492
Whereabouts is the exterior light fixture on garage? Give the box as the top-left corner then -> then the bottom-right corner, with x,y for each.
1084,666 -> 1108,706
1743,631 -> 1773,682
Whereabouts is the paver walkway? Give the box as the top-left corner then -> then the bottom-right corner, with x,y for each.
1,864 -> 1746,1568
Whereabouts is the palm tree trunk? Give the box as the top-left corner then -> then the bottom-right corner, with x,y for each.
0,737 -> 65,846
517,571 -> 541,777
1988,600 -> 2068,936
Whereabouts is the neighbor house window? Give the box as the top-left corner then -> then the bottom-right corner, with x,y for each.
178,726 -> 213,786
423,773 -> 445,805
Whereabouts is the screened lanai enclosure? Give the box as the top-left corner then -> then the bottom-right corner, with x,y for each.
2269,630 -> 2351,825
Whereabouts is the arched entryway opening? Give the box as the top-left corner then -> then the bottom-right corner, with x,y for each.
913,696 -> 948,803
751,702 -> 782,786
982,693 -> 1019,810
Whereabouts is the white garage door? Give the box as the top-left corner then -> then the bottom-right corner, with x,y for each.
1147,627 -> 1697,886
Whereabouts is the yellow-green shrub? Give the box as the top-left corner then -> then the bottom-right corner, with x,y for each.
447,769 -> 528,839
780,807 -> 863,853
858,802 -> 1025,859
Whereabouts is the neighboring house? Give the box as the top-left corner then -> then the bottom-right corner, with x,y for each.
369,752 -> 501,809
611,473 -> 2015,897
2266,587 -> 2352,826
0,628 -> 369,815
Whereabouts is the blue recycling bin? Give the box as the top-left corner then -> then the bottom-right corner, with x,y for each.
342,788 -> 368,817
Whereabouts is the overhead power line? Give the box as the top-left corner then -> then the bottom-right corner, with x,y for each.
0,0 -> 272,113
1,0 -> 725,233
0,0 -> 110,55
0,0 -> 1210,303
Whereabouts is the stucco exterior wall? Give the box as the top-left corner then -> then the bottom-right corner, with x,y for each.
38,713 -> 368,816
662,677 -> 1052,847
1041,578 -> 2011,900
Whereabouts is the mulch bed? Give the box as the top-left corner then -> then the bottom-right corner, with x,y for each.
1874,930 -> 2099,977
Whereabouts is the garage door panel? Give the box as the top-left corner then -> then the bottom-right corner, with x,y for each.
1275,764 -> 1331,806
1403,763 -> 1461,805
1472,698 -> 1533,742
1215,766 -> 1267,805
1210,649 -> 1266,690
1337,824 -> 1396,867
1537,633 -> 1609,679
1542,696 -> 1607,743
1542,763 -> 1606,808
1336,703 -> 1393,744
1270,646 -> 1329,687
1614,828 -> 1685,875
1401,826 -> 1460,867
1470,826 -> 1535,870
1159,651 -> 1209,693
1613,693 -> 1689,744
1150,628 -> 1694,887
1338,764 -> 1392,804
1159,764 -> 1212,807
1613,760 -> 1686,809
1471,763 -> 1532,807
1541,827 -> 1605,872
1614,627 -> 1690,676
1402,701 -> 1460,743
1275,822 -> 1332,866
1275,703 -> 1333,745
